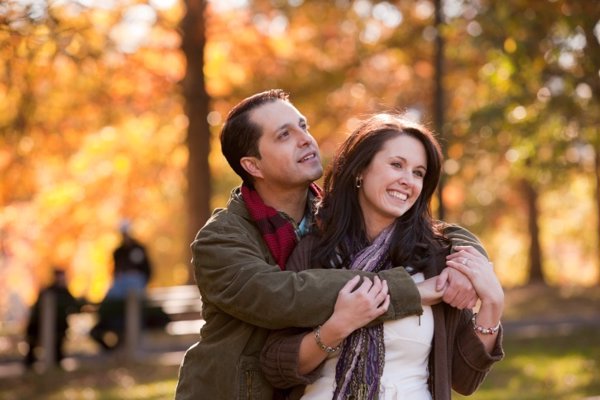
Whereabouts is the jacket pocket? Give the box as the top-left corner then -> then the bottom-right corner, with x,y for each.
237,355 -> 270,400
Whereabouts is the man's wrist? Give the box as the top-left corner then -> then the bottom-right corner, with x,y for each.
417,280 -> 443,306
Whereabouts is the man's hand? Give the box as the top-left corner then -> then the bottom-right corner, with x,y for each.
436,267 -> 478,309
416,277 -> 445,306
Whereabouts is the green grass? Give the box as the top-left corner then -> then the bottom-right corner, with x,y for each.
0,361 -> 181,400
1,284 -> 599,399
2,329 -> 598,400
455,328 -> 600,400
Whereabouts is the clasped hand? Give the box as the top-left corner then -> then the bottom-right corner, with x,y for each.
418,245 -> 499,309
328,275 -> 390,337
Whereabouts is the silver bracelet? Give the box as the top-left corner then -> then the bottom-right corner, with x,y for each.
471,313 -> 501,335
314,325 -> 341,353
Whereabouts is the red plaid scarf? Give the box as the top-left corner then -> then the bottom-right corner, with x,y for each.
241,183 -> 322,270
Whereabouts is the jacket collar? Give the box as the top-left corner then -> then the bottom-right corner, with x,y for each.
228,185 -> 320,224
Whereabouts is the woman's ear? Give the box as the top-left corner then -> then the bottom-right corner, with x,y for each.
240,156 -> 264,180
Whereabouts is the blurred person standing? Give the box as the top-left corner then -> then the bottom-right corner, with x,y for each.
109,220 -> 153,296
91,221 -> 154,350
24,268 -> 80,369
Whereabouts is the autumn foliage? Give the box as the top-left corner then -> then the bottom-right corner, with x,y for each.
1,0 -> 599,327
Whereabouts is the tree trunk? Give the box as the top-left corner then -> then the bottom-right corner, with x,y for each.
181,0 -> 211,253
595,138 -> 600,285
521,179 -> 545,284
433,0 -> 445,220
578,0 -> 600,286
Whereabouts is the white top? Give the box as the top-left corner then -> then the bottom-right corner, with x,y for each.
301,273 -> 434,400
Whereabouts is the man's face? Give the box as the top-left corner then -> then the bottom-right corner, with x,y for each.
244,100 -> 323,189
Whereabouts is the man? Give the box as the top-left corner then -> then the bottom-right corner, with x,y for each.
175,89 -> 482,399
111,220 -> 153,295
91,221 -> 154,350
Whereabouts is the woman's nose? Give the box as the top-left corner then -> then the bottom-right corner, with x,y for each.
398,170 -> 413,186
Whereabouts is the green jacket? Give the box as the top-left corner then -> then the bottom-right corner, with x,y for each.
174,188 -> 475,399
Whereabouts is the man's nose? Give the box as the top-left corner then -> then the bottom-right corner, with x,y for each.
297,131 -> 313,147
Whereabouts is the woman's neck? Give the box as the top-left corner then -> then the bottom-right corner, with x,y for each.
365,220 -> 393,242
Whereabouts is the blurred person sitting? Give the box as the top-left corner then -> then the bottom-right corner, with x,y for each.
24,268 -> 81,369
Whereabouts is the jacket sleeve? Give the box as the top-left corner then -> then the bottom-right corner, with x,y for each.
193,217 -> 422,330
442,224 -> 503,394
259,240 -> 323,389
260,326 -> 322,389
451,308 -> 505,395
442,223 -> 489,258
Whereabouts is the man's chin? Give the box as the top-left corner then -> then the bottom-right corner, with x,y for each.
309,166 -> 324,180
308,173 -> 323,183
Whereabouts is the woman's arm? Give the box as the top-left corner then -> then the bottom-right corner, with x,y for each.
260,275 -> 390,386
445,245 -> 505,395
446,245 -> 504,353
296,275 -> 389,374
447,309 -> 505,395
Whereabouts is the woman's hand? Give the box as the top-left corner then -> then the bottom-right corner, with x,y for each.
297,275 -> 390,375
327,275 -> 390,337
446,246 -> 503,306
446,245 -> 504,352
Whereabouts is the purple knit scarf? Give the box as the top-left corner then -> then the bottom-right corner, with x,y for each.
333,225 -> 394,399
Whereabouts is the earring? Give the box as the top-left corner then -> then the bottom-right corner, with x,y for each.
355,176 -> 363,189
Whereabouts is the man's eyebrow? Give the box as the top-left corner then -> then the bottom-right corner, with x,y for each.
274,117 -> 307,132
274,123 -> 292,133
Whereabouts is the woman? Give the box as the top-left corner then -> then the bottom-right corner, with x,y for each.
260,113 -> 504,399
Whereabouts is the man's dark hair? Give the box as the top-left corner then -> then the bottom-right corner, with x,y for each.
220,89 -> 290,184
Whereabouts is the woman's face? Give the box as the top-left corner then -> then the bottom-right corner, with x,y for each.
357,134 -> 427,240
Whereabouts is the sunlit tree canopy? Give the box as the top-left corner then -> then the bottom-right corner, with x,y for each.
1,0 -> 599,327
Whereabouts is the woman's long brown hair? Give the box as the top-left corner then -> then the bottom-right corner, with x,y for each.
312,113 -> 448,271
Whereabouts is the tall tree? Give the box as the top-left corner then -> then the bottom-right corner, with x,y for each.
181,0 -> 211,249
454,0 -> 600,285
434,0 -> 447,220
0,1 -> 189,307
562,0 -> 600,285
